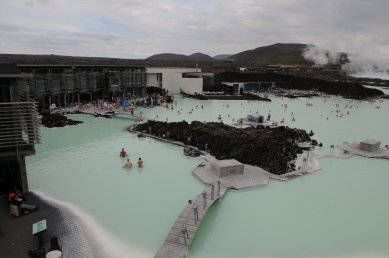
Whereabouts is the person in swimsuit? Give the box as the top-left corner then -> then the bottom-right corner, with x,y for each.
137,158 -> 144,167
120,148 -> 128,157
123,159 -> 132,168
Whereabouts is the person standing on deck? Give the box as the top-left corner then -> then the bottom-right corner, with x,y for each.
267,110 -> 271,121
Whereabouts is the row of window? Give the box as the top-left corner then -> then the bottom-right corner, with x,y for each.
26,72 -> 146,94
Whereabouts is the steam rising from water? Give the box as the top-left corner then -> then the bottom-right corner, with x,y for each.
302,44 -> 389,80
32,190 -> 153,258
303,45 -> 342,65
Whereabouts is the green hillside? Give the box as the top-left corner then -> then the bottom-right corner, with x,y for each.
146,52 -> 214,61
145,53 -> 190,61
231,43 -> 312,66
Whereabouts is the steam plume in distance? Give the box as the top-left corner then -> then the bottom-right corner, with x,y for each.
302,44 -> 389,80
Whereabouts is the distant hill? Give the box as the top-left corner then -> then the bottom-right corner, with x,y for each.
188,52 -> 214,61
0,43 -> 322,67
231,43 -> 311,65
146,52 -> 214,61
145,53 -> 191,61
213,54 -> 233,60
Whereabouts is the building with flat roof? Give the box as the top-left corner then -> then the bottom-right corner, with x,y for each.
17,64 -> 146,110
0,63 -> 40,193
210,159 -> 244,178
360,139 -> 381,152
146,67 -> 205,94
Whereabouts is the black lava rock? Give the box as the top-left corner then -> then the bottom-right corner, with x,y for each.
41,113 -> 83,128
133,120 -> 314,175
183,147 -> 201,157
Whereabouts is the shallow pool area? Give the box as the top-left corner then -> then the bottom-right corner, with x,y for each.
26,95 -> 389,258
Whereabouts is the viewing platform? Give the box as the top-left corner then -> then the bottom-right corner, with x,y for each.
338,140 -> 389,159
192,157 -> 271,190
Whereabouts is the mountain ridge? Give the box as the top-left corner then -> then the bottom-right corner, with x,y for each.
213,54 -> 233,60
146,52 -> 215,61
1,43 -> 339,66
145,43 -> 312,65
230,43 -> 311,65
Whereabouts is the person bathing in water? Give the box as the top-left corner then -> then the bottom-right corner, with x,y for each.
123,158 -> 132,168
120,148 -> 128,157
137,158 -> 144,167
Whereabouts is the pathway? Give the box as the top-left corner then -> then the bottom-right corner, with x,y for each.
154,182 -> 229,258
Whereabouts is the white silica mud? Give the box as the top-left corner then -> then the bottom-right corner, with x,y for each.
27,94 -> 389,258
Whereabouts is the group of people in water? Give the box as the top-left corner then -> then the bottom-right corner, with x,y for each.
147,94 -> 385,131
120,148 -> 143,169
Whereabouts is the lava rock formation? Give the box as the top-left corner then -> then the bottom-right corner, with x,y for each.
133,120 -> 312,175
41,113 -> 83,128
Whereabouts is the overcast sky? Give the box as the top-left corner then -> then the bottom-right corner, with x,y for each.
1,0 -> 389,60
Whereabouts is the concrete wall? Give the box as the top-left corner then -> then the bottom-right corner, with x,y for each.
210,159 -> 244,178
147,67 -> 203,94
360,140 -> 380,152
147,73 -> 160,88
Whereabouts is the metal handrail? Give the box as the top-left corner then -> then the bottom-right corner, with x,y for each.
180,181 -> 220,245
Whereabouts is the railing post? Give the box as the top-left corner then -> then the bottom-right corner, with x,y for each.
202,191 -> 207,209
211,184 -> 214,200
303,158 -> 307,170
181,225 -> 190,245
193,205 -> 198,223
184,226 -> 189,239
217,181 -> 221,197
182,227 -> 188,245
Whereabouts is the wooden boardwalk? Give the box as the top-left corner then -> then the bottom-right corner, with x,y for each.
154,182 -> 229,258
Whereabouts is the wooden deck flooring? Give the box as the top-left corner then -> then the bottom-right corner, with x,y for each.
154,182 -> 229,258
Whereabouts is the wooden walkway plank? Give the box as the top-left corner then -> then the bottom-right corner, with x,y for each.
154,182 -> 229,258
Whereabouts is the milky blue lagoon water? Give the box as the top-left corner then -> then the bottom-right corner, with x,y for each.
26,95 -> 389,258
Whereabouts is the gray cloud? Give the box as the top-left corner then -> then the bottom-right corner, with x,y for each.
0,0 -> 388,64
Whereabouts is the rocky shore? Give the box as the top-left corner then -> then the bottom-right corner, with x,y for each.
181,91 -> 271,101
42,113 -> 83,128
181,91 -> 208,100
133,120 -> 313,175
213,71 -> 384,99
